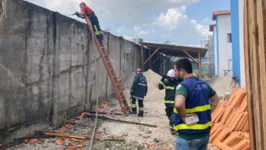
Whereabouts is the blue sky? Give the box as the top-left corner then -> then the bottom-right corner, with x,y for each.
187,0 -> 230,21
26,0 -> 230,46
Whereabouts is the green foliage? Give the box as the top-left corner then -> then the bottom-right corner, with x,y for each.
104,141 -> 112,148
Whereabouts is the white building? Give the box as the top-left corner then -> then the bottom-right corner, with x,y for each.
210,10 -> 233,77
230,0 -> 245,87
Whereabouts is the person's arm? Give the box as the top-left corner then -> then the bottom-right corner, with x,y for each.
175,95 -> 186,118
210,94 -> 219,112
79,7 -> 90,18
145,78 -> 148,96
175,84 -> 188,118
208,85 -> 219,112
79,12 -> 85,18
158,76 -> 166,90
130,76 -> 138,93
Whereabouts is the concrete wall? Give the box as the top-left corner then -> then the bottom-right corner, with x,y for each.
0,0 -> 141,144
217,14 -> 232,77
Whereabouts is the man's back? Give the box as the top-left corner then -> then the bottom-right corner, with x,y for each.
174,77 -> 213,136
131,73 -> 147,99
173,58 -> 219,150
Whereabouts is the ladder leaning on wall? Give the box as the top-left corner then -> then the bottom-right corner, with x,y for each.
84,16 -> 130,116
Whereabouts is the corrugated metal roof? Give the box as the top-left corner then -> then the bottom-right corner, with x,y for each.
140,42 -> 208,58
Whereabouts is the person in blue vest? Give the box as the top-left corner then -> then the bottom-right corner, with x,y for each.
158,69 -> 181,135
130,68 -> 148,117
172,58 -> 219,150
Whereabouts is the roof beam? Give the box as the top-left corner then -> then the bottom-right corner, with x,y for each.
181,49 -> 199,64
141,44 -> 144,70
140,42 -> 208,59
143,47 -> 161,66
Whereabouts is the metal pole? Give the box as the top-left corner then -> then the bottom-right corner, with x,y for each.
198,49 -> 202,78
141,44 -> 144,70
149,49 -> 152,69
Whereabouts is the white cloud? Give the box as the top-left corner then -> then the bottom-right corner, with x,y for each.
200,17 -> 210,24
155,7 -> 187,30
190,20 -> 210,37
25,0 -> 209,45
137,31 -> 148,36
133,26 -> 142,32
168,0 -> 199,3
135,27 -> 148,36
117,27 -> 125,34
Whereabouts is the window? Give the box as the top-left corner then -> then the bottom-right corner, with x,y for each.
227,33 -> 232,43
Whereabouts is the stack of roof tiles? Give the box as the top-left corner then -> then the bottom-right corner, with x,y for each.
209,89 -> 250,150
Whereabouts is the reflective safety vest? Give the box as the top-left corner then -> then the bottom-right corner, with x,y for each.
158,76 -> 180,107
172,77 -> 212,135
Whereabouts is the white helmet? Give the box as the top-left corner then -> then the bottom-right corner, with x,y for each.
167,69 -> 175,78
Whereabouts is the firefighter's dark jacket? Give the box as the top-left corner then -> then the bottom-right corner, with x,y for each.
130,73 -> 148,100
158,75 -> 180,107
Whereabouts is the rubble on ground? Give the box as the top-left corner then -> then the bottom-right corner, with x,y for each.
6,70 -> 175,150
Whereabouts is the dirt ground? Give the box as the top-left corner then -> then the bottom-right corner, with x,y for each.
5,70 -> 229,150
5,70 -> 176,150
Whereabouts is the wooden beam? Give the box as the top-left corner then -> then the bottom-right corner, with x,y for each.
141,44 -> 144,70
244,0 -> 266,149
198,49 -> 202,78
143,47 -> 160,66
248,0 -> 264,149
244,1 -> 255,149
149,49 -> 152,69
181,49 -> 199,64
256,0 -> 266,149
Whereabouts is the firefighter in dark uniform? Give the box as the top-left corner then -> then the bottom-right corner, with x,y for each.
130,68 -> 148,117
158,69 -> 181,135
74,2 -> 104,41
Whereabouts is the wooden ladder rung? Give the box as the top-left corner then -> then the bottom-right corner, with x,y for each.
85,16 -> 129,115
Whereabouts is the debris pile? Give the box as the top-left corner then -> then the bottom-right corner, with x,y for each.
6,70 -> 175,149
125,69 -> 162,90
209,77 -> 236,97
143,69 -> 162,85
209,88 -> 250,150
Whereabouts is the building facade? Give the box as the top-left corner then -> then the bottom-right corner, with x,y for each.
210,10 -> 233,77
230,0 -> 245,87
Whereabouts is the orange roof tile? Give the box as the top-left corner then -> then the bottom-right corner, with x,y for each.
212,10 -> 231,20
